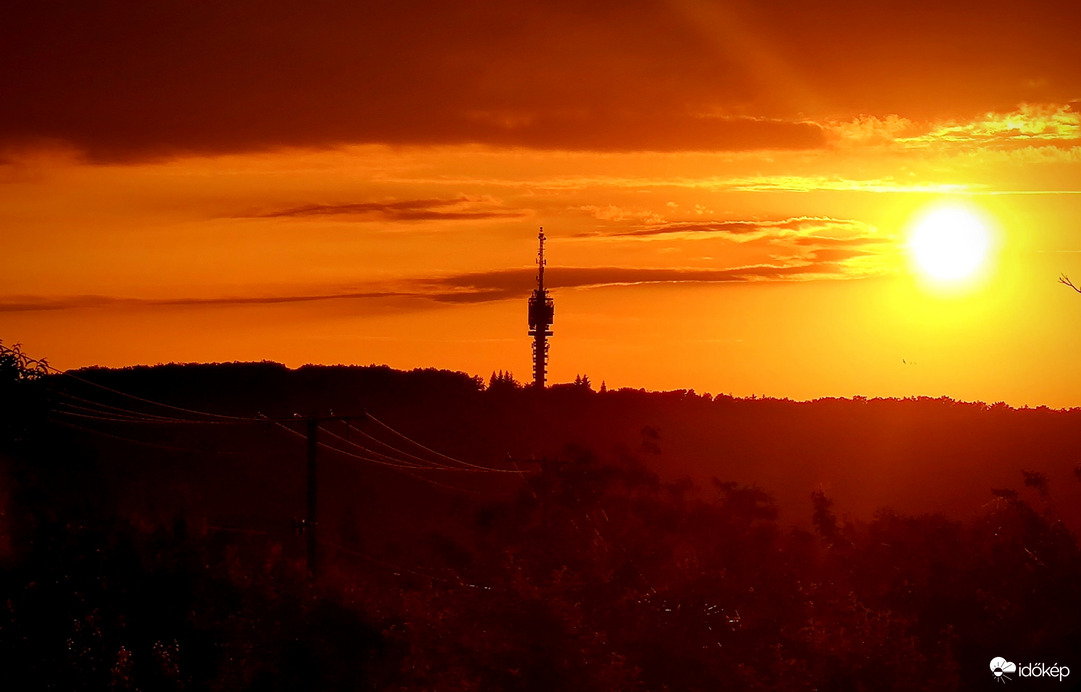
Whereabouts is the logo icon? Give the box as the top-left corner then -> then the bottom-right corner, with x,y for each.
991,657 -> 1017,684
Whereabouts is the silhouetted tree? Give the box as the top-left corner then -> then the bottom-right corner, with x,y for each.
0,341 -> 51,452
1022,469 -> 1050,499
811,489 -> 839,542
488,370 -> 521,392
572,373 -> 592,389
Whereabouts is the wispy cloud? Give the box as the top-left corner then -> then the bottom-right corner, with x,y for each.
569,214 -> 893,277
898,104 -> 1080,148
242,196 -> 525,222
0,292 -> 403,313
424,262 -> 879,301
580,216 -> 879,241
0,253 -> 886,314
721,176 -> 975,194
828,104 -> 1081,152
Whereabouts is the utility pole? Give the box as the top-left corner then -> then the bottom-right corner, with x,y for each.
305,417 -> 319,579
295,412 -> 367,580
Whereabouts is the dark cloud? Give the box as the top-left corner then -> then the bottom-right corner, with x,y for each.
595,217 -> 856,238
0,292 -> 402,313
425,262 -> 868,302
247,197 -> 525,222
3,1 -> 1075,160
593,221 -> 785,238
798,247 -> 873,263
0,296 -> 128,313
0,259 -> 872,314
581,217 -> 884,247
786,235 -> 882,247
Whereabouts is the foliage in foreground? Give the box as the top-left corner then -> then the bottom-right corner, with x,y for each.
2,446 -> 1079,691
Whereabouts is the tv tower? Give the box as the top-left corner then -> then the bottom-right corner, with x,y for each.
527,228 -> 554,388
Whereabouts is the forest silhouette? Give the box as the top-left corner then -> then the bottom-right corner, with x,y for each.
2,356 -> 1080,690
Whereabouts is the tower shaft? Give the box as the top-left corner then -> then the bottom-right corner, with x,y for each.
527,228 -> 554,388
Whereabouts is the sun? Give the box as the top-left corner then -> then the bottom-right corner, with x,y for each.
907,205 -> 993,284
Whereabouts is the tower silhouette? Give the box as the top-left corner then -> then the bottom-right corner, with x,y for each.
527,228 -> 554,388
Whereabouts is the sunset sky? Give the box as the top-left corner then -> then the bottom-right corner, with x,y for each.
3,1 -> 1081,406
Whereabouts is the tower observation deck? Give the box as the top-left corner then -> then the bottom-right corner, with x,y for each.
527,228 -> 554,388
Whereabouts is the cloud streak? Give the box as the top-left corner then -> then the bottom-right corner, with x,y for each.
0,255 -> 884,315
568,214 -> 892,274
425,262 -> 876,301
582,216 -> 879,241
244,196 -> 525,222
899,104 -> 1081,148
830,105 -> 1081,152
0,292 -> 403,313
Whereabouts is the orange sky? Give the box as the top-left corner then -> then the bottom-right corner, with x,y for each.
3,1 -> 1081,406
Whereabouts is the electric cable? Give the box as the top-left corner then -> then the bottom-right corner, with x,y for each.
366,413 -> 518,472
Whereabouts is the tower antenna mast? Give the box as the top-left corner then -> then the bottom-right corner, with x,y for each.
527,227 -> 554,388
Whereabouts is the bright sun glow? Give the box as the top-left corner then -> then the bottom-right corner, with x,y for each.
908,206 -> 993,284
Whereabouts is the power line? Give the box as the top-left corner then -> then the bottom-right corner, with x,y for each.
52,404 -> 258,425
54,401 -> 175,423
319,424 -> 435,469
337,421 -> 454,468
367,413 -> 511,472
52,401 -> 251,426
325,423 -> 518,474
48,364 -> 263,422
55,391 -> 197,422
9,344 -> 532,583
48,418 -> 260,457
270,420 -> 482,494
28,350 -> 512,474
272,420 -> 425,471
315,435 -> 487,492
52,407 -> 171,425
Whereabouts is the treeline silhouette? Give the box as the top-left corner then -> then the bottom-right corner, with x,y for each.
51,360 -> 1081,526
2,358 -> 1080,689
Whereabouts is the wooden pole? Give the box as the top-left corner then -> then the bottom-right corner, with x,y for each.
305,417 -> 319,579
